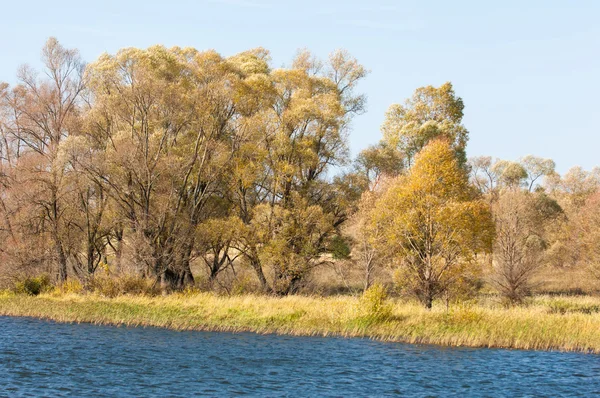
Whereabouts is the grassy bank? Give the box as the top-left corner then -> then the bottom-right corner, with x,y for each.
1,291 -> 600,353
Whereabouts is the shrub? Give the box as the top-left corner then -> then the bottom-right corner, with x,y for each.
119,275 -> 159,296
13,274 -> 52,296
86,275 -> 159,297
52,279 -> 84,295
231,275 -> 258,296
357,283 -> 393,322
86,276 -> 119,297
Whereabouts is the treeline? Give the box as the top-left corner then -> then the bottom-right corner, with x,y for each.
0,39 -> 598,305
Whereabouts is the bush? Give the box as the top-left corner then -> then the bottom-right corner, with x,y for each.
357,283 -> 393,322
119,275 -> 159,296
87,275 -> 159,297
231,275 -> 256,295
51,279 -> 84,295
13,275 -> 52,296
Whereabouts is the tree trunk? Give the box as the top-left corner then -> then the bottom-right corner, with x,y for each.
178,241 -> 195,288
364,253 -> 374,292
87,242 -> 96,275
113,227 -> 124,273
250,256 -> 270,293
160,267 -> 194,291
56,242 -> 68,283
420,280 -> 434,309
424,294 -> 433,310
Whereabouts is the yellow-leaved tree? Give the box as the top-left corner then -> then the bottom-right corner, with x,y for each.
369,140 -> 494,308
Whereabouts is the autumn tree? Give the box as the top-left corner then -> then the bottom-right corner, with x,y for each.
56,135 -> 111,278
349,189 -> 389,291
381,82 -> 469,168
546,166 -> 600,208
196,216 -> 244,286
469,155 -> 555,197
0,38 -> 86,282
353,142 -> 404,191
543,166 -> 600,269
520,155 -> 556,192
226,49 -> 367,294
490,189 -> 562,304
371,140 -> 494,308
576,193 -> 600,279
84,46 -> 242,288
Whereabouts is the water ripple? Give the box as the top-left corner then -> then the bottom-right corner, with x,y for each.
1,316 -> 599,397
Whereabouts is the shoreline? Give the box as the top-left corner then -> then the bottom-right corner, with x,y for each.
1,292 -> 600,353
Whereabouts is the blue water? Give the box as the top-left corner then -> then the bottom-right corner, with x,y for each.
1,317 -> 599,397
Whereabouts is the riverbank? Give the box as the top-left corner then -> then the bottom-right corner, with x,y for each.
1,291 -> 600,353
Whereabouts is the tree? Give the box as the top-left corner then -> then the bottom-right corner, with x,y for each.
227,49 -> 367,294
354,142 -> 403,191
0,38 -> 86,282
371,140 -> 494,308
56,135 -> 111,279
520,155 -> 556,192
84,46 -> 240,289
468,156 -> 497,194
492,160 -> 528,189
576,193 -> 600,279
196,216 -> 244,286
469,156 -> 555,196
547,166 -> 600,207
381,82 -> 469,168
253,193 -> 337,295
352,190 -> 388,291
490,190 -> 562,304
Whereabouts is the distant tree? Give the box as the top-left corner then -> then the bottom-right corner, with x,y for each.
381,82 -> 469,168
576,193 -> 600,279
468,156 -> 498,195
520,155 -> 556,192
490,190 -> 561,304
547,166 -> 600,207
371,140 -> 494,308
492,160 -> 528,189
470,156 -> 555,196
540,166 -> 600,269
354,142 -> 404,191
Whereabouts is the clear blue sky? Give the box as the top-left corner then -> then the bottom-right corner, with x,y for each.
1,0 -> 598,173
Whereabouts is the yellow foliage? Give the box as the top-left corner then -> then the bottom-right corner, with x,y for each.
370,140 -> 494,308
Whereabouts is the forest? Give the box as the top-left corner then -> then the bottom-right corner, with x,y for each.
1,38 -> 599,308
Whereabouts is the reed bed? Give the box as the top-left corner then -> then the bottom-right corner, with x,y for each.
1,291 -> 600,353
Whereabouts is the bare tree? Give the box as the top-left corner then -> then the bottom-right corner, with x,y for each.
1,38 -> 86,282
491,190 -> 561,303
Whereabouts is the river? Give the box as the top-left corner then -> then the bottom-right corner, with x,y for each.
1,316 -> 599,396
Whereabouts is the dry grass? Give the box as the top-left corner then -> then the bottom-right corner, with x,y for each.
1,290 -> 600,353
531,265 -> 599,295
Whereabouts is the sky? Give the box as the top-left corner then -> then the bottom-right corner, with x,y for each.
1,0 -> 598,173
